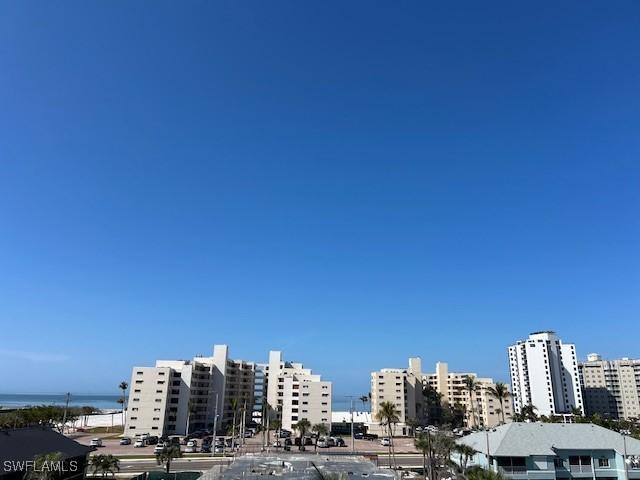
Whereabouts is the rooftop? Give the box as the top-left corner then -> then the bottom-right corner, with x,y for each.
0,427 -> 93,463
200,454 -> 396,480
458,422 -> 640,457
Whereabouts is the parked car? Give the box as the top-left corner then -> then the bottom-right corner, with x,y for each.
134,438 -> 146,448
243,431 -> 253,438
214,445 -> 224,454
363,433 -> 378,441
147,436 -> 159,445
90,438 -> 103,447
200,444 -> 212,453
354,432 -> 364,440
153,444 -> 165,454
380,437 -> 391,447
119,437 -> 132,445
334,437 -> 345,447
278,430 -> 291,438
185,440 -> 198,453
317,437 -> 329,448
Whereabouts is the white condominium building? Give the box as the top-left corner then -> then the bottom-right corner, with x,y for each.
508,331 -> 583,417
370,358 -> 511,435
265,351 -> 332,432
125,344 -> 256,436
579,353 -> 640,420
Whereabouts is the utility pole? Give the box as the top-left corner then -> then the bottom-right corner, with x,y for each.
241,400 -> 247,447
61,392 -> 70,434
485,429 -> 492,472
351,397 -> 355,453
212,393 -> 219,458
623,434 -> 629,480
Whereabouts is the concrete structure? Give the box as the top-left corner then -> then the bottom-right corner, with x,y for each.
199,454 -> 396,480
508,331 -> 583,417
456,422 -> 640,480
264,351 -> 332,432
370,358 -> 512,435
580,353 -> 640,420
125,344 -> 255,436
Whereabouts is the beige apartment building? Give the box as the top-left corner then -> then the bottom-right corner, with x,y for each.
125,344 -> 256,436
265,351 -> 332,432
370,358 -> 512,435
579,353 -> 640,420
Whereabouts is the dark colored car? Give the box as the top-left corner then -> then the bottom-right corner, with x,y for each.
200,444 -> 212,453
146,436 -> 159,445
363,433 -> 378,440
354,433 -> 364,440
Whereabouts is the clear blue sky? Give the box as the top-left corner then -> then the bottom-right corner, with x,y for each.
1,1 -> 639,397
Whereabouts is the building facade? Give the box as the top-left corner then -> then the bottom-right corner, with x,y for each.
370,358 -> 512,435
125,344 -> 255,436
456,422 -> 640,480
508,331 -> 583,417
579,353 -> 640,420
265,351 -> 332,432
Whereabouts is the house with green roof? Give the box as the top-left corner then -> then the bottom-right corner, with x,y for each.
455,422 -> 640,480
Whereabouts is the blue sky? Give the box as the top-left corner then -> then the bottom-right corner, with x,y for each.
1,1 -> 639,397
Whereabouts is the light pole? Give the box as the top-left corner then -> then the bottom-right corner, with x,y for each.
623,433 -> 630,480
351,398 -> 355,453
212,393 -> 219,451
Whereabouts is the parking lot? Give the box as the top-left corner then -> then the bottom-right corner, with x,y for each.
75,431 -> 421,457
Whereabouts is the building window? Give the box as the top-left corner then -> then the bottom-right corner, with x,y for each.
598,458 -> 610,468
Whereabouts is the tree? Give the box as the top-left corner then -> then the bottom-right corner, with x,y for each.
118,381 -> 128,428
312,423 -> 328,451
406,417 -> 418,437
455,444 -> 478,474
293,418 -> 311,451
156,445 -> 182,473
90,455 -> 120,477
487,383 -> 510,424
360,395 -> 369,412
517,404 -> 538,422
463,376 -> 480,428
375,401 -> 401,468
414,434 -> 432,480
465,466 -> 505,480
230,398 -> 239,441
26,452 -> 64,480
81,406 -> 94,428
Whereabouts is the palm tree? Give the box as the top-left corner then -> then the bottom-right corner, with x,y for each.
455,444 -> 478,474
375,401 -> 401,468
186,399 -> 197,435
414,433 -> 431,480
26,452 -> 64,480
230,398 -> 239,442
406,417 -> 418,437
466,466 -> 505,480
360,395 -> 369,412
156,445 -> 182,473
90,454 -> 120,477
293,418 -> 311,451
519,404 -> 538,422
463,376 -> 480,428
487,383 -> 510,424
312,423 -> 328,451
118,381 -> 128,428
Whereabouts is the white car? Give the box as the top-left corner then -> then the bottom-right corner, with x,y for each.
134,439 -> 146,448
185,440 -> 198,453
90,438 -> 102,447
317,437 -> 329,448
153,444 -> 165,454
380,437 -> 391,447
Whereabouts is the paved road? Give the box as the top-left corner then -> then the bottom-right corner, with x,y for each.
117,457 -> 233,474
114,453 -> 425,475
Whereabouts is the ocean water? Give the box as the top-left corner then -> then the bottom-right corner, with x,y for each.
0,394 -> 369,413
0,394 -> 122,411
